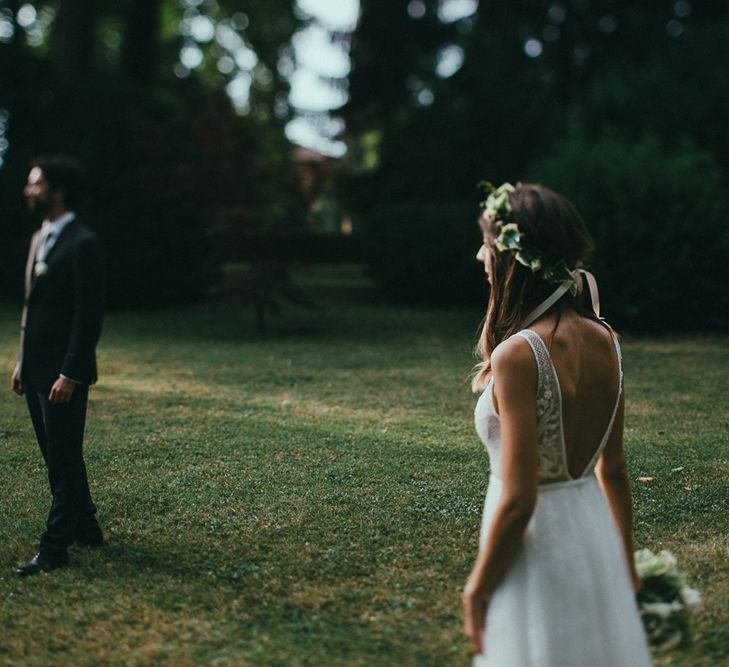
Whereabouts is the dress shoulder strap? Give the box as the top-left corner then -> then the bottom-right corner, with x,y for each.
513,329 -> 553,394
612,334 -> 623,389
582,332 -> 624,475
512,330 -> 569,481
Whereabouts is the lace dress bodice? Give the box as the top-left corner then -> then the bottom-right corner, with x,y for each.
475,328 -> 623,486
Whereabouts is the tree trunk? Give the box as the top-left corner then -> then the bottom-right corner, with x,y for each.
50,0 -> 97,81
122,0 -> 161,82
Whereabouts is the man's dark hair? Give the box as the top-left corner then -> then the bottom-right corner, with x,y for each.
31,155 -> 87,209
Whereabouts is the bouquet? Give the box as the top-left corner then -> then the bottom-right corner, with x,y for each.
634,549 -> 702,650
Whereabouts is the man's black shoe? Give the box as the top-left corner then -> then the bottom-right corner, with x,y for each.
75,527 -> 104,547
15,552 -> 69,577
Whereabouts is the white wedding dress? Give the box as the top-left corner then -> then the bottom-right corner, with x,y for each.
474,328 -> 652,666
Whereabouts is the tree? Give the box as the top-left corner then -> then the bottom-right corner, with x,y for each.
121,0 -> 160,81
0,0 -> 306,307
49,0 -> 97,80
343,0 -> 729,328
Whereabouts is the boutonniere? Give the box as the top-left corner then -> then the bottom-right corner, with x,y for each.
34,261 -> 49,278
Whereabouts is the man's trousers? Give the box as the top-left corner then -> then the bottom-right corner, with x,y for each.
25,381 -> 98,555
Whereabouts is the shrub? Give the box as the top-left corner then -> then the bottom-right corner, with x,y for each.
529,134 -> 729,330
364,201 -> 486,305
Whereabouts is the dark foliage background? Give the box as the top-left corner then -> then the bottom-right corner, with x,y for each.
0,0 -> 305,308
343,0 -> 729,330
2,0 -> 729,330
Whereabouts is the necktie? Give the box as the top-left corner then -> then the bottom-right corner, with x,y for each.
36,222 -> 55,263
33,222 -> 55,279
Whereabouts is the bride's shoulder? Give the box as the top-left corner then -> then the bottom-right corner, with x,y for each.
555,315 -> 617,371
491,334 -> 536,377
579,316 -> 618,350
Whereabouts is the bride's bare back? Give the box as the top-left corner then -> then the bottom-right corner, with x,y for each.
528,309 -> 621,479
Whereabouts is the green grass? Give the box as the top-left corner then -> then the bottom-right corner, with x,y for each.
1,265 -> 727,666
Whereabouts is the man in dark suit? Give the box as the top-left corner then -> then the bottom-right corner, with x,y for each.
10,155 -> 105,576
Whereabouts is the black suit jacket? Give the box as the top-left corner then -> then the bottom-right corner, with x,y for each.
19,219 -> 104,389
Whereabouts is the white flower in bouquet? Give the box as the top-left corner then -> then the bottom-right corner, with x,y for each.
635,548 -> 678,578
681,585 -> 702,610
634,549 -> 702,651
641,601 -> 684,618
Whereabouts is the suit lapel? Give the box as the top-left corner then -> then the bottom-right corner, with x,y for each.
28,220 -> 78,297
44,219 -> 76,264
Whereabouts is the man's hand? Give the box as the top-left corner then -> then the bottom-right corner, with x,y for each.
49,377 -> 76,404
11,365 -> 24,396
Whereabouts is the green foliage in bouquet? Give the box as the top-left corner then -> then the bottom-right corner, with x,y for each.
634,549 -> 702,651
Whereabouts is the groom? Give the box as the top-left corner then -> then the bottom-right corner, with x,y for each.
10,155 -> 105,576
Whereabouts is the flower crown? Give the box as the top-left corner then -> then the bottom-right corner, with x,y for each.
479,181 -> 579,296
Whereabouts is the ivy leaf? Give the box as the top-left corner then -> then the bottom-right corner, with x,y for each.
515,247 -> 542,272
495,223 -> 521,252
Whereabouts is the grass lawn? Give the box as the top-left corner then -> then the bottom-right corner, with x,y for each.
1,265 -> 727,666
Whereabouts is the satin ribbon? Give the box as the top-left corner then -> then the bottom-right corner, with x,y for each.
519,269 -> 601,329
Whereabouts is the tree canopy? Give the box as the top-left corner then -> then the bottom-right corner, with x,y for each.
343,0 -> 729,329
3,1 -> 728,329
0,0 -> 305,305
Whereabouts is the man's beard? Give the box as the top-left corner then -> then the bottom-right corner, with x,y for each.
27,197 -> 50,217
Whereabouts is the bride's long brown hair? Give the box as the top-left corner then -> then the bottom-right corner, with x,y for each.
472,184 -> 598,392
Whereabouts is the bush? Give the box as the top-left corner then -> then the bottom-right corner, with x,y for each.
364,201 -> 486,305
223,233 -> 364,264
529,135 -> 729,330
0,60 -> 305,308
97,187 -> 219,308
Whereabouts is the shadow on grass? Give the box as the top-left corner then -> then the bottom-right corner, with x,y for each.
101,300 -> 481,346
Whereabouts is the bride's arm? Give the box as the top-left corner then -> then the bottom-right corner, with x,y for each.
596,393 -> 640,591
463,338 -> 539,653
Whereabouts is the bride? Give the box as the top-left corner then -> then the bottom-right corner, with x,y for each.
463,183 -> 652,666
